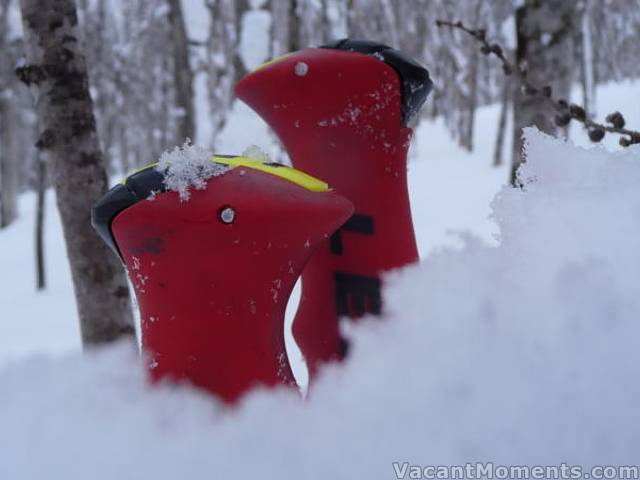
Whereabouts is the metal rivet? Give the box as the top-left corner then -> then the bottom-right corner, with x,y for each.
294,62 -> 308,77
219,207 -> 235,224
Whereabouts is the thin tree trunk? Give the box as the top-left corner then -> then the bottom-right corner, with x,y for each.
233,0 -> 250,84
346,0 -> 355,35
0,98 -> 18,228
320,0 -> 331,43
580,0 -> 596,119
288,0 -> 299,52
379,0 -> 398,47
461,49 -> 479,151
1,0 -> 17,228
35,149 -> 46,290
493,79 -> 510,167
18,0 -> 135,345
0,0 -> 17,229
511,0 -> 576,185
167,0 -> 195,142
461,0 -> 483,152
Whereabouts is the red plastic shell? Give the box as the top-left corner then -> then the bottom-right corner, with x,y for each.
236,48 -> 420,379
111,167 -> 353,402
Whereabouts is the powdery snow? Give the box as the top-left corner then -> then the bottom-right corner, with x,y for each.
1,129 -> 639,478
156,140 -> 229,201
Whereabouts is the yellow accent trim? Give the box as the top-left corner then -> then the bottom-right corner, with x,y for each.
120,163 -> 158,185
121,156 -> 329,193
254,53 -> 292,72
212,156 -> 329,192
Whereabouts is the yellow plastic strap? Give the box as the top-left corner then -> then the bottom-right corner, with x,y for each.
120,163 -> 158,185
254,53 -> 292,72
121,155 -> 329,193
212,156 -> 329,192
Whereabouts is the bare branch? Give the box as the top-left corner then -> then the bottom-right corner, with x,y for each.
436,19 -> 640,147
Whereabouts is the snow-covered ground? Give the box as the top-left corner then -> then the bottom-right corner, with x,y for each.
1,75 -> 639,476
2,126 -> 639,478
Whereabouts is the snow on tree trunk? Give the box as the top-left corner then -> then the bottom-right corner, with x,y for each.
167,0 -> 195,143
511,0 -> 577,185
18,0 -> 135,345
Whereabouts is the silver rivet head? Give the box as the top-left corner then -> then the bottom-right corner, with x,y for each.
294,62 -> 308,77
219,207 -> 235,224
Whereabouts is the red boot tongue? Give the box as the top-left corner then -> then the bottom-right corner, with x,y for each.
94,160 -> 352,403
235,43 -> 432,380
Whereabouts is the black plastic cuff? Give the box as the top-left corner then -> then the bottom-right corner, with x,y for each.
91,168 -> 167,259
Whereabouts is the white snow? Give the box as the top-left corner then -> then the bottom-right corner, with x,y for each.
0,192 -> 80,364
1,128 -> 639,477
156,140 -> 229,201
242,144 -> 271,163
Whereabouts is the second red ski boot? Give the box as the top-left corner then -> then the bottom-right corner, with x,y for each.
235,40 -> 432,379
92,156 -> 353,403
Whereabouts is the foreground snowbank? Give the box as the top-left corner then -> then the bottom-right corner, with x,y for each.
1,129 -> 639,478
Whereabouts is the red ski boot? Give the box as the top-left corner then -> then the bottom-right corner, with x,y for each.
235,40 -> 432,379
92,156 -> 353,403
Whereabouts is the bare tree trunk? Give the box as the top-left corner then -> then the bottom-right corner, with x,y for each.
493,79 -> 510,167
511,0 -> 576,185
460,0 -> 483,152
0,0 -> 18,228
167,0 -> 195,142
270,0 -> 288,56
347,0 -> 398,46
233,0 -> 250,84
0,98 -> 19,228
580,0 -> 596,119
461,47 -> 479,151
346,0 -> 356,36
206,0 -> 250,146
288,0 -> 299,52
35,149 -> 46,290
379,0 -> 399,47
18,0 -> 135,345
270,0 -> 301,54
320,0 -> 331,42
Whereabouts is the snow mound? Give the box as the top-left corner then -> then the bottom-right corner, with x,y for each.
242,144 -> 271,163
2,129 -> 639,477
156,140 -> 229,201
